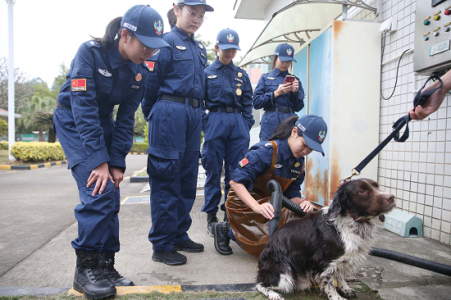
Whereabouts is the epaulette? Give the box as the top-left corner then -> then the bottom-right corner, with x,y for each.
87,41 -> 101,48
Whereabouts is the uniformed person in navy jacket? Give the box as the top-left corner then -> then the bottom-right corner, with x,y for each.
253,43 -> 305,142
201,28 -> 254,236
213,115 -> 326,256
53,5 -> 170,299
142,0 -> 214,266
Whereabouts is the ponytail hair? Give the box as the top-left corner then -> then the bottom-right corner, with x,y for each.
167,4 -> 185,29
269,116 -> 302,141
92,16 -> 123,50
272,55 -> 278,70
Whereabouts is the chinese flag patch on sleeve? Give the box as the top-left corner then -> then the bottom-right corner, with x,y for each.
145,61 -> 155,72
239,157 -> 249,168
71,79 -> 87,91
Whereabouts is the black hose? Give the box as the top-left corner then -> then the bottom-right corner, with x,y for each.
267,180 -> 283,237
369,247 -> 451,276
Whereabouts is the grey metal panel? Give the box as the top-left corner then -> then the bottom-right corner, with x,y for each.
414,0 -> 451,75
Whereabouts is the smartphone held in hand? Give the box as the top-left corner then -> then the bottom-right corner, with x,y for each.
283,75 -> 296,84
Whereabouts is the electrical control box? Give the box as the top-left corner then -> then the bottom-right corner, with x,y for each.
414,0 -> 451,75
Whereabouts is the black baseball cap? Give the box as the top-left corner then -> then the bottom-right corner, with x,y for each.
175,0 -> 214,12
295,115 -> 328,156
121,5 -> 171,49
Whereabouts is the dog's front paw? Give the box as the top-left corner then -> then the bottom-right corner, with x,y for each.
256,284 -> 285,300
341,288 -> 357,299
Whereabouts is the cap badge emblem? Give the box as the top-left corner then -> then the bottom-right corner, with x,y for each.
287,48 -> 293,56
319,130 -> 326,141
227,34 -> 235,43
154,20 -> 163,35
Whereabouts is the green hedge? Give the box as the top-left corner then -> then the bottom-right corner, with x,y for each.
130,143 -> 148,153
11,142 -> 66,162
0,141 -> 8,150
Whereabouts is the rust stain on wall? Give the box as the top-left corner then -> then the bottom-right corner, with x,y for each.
329,148 -> 341,202
305,158 -> 329,206
333,20 -> 344,40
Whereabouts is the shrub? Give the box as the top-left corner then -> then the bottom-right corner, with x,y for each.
10,142 -> 65,162
0,141 -> 8,150
130,143 -> 148,153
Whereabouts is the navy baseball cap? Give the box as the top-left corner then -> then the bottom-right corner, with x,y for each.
175,0 -> 214,12
274,43 -> 297,62
121,5 -> 171,49
216,28 -> 241,50
295,115 -> 328,156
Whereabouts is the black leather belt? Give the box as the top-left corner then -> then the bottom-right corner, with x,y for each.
209,106 -> 242,113
160,94 -> 200,108
265,107 -> 292,113
57,102 -> 113,118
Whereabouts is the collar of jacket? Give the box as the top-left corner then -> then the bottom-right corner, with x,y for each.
173,26 -> 195,42
108,47 -> 138,74
271,68 -> 289,77
213,58 -> 236,70
276,139 -> 302,165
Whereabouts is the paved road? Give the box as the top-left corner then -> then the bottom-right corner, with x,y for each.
0,155 -> 147,277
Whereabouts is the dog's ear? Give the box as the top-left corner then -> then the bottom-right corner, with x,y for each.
328,183 -> 349,219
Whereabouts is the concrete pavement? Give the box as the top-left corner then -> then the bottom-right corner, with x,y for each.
0,155 -> 451,299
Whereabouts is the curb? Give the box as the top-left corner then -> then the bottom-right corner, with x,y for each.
130,176 -> 149,183
66,283 -> 256,297
0,160 -> 67,171
128,152 -> 147,155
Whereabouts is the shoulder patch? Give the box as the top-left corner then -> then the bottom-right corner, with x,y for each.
71,79 -> 87,92
239,157 -> 249,168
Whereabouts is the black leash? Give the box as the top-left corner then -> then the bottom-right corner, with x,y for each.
343,74 -> 444,182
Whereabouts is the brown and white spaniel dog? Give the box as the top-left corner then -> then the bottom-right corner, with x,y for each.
256,179 -> 395,300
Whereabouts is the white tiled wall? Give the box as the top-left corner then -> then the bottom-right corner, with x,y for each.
348,0 -> 451,245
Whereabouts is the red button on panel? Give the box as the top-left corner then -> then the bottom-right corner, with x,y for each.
445,10 -> 451,15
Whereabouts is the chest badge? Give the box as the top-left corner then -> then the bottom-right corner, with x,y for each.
200,52 -> 207,59
238,72 -> 243,77
294,162 -> 300,167
135,73 -> 142,82
207,75 -> 218,79
267,77 -> 276,80
275,164 -> 282,169
144,61 -> 155,72
98,69 -> 112,77
235,77 -> 243,83
236,84 -> 242,96
131,84 -> 140,89
198,43 -> 204,49
176,45 -> 186,51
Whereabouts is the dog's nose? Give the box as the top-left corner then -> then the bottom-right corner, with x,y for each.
386,194 -> 395,203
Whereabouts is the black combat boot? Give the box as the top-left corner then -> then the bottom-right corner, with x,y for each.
152,249 -> 187,265
207,213 -> 219,237
73,250 -> 116,299
99,253 -> 134,286
213,221 -> 233,255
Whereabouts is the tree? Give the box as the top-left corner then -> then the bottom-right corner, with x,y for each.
0,57 -> 34,110
51,63 -> 69,97
17,95 -> 56,141
33,111 -> 55,142
0,119 -> 7,140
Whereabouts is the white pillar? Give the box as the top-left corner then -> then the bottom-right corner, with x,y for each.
6,0 -> 16,160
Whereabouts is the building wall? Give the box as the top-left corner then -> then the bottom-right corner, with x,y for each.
255,0 -> 451,245
347,0 -> 451,245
